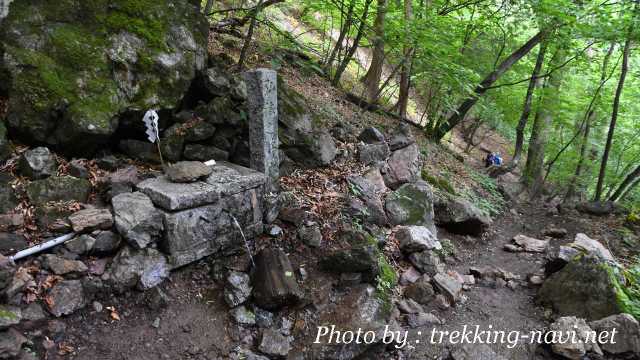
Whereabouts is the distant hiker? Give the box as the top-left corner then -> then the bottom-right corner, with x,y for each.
485,153 -> 495,167
493,153 -> 503,166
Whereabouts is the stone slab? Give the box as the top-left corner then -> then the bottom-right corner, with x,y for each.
137,162 -> 265,211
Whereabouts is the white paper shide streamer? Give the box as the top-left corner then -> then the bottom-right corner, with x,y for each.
143,109 -> 165,167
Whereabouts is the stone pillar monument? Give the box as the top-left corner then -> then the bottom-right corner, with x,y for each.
243,69 -> 280,193
0,0 -> 13,20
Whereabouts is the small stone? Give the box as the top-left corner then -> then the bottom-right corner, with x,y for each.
41,254 -> 87,275
396,225 -> 441,254
0,255 -> 15,290
68,208 -> 113,233
165,161 -> 213,183
92,301 -> 103,313
259,328 -> 292,357
18,147 -> 57,180
46,280 -> 86,317
92,231 -> 122,255
145,287 -> 170,310
509,234 -> 549,253
298,224 -> 322,248
408,251 -> 444,276
22,303 -> 46,323
407,312 -> 441,328
543,227 -> 568,238
0,305 -> 21,329
230,306 -> 255,325
433,272 -> 463,304
298,267 -> 308,281
3,268 -> 34,301
267,225 -> 283,237
549,316 -> 602,359
152,317 -> 160,328
397,299 -> 424,314
0,214 -> 24,229
68,160 -> 89,179
400,267 -> 421,285
0,328 -> 27,359
224,271 -> 252,308
255,308 -> 274,328
96,155 -> 120,171
528,274 -> 544,286
358,127 -> 385,144
404,276 -> 435,305
0,233 -> 26,255
64,235 -> 96,255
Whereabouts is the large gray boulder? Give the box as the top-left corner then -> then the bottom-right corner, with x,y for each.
277,77 -> 336,168
17,147 -> 57,179
106,246 -> 170,291
0,0 -> 208,154
384,181 -> 437,235
539,255 -> 623,321
347,175 -> 388,226
589,313 -> 640,356
112,192 -> 163,249
380,143 -> 420,189
434,195 -> 491,236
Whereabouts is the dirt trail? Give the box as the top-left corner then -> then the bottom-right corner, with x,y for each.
404,198 -> 595,359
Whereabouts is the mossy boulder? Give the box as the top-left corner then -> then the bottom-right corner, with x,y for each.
26,175 -> 91,205
433,193 -> 492,236
384,180 -> 437,235
539,255 -> 624,321
0,0 -> 208,154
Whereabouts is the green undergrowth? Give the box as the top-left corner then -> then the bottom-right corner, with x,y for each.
462,168 -> 507,217
421,169 -> 457,195
609,261 -> 640,320
358,230 -> 398,315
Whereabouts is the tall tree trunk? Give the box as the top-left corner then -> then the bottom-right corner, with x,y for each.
396,0 -> 414,119
565,110 -> 594,200
204,0 -> 215,14
332,0 -> 373,86
362,0 -> 388,102
522,47 -> 567,196
325,0 -> 356,73
594,37 -> 632,201
431,30 -> 547,141
237,0 -> 265,71
609,164 -> 640,203
618,176 -> 640,203
565,43 -> 615,201
509,41 -> 547,169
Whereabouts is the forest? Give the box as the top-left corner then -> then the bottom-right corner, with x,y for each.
223,0 -> 640,206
